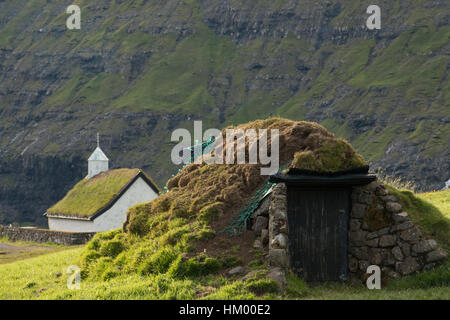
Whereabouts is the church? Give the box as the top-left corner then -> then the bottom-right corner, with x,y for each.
44,135 -> 160,232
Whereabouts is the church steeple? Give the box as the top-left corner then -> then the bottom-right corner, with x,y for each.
88,133 -> 109,179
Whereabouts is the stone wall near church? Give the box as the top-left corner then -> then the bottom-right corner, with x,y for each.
0,225 -> 95,245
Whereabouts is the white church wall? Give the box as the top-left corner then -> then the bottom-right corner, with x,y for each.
48,217 -> 95,232
93,177 -> 158,232
48,177 -> 159,232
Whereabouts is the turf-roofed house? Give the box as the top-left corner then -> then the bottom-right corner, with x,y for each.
44,135 -> 160,232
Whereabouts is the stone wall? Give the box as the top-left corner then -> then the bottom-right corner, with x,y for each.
0,225 -> 95,245
349,180 -> 447,281
251,183 -> 289,288
251,180 -> 447,284
267,184 -> 289,270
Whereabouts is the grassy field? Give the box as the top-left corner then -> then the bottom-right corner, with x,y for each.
0,188 -> 448,300
0,246 -> 448,300
417,189 -> 450,219
0,238 -> 69,265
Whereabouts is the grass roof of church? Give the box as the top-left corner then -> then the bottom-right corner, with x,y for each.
46,168 -> 142,218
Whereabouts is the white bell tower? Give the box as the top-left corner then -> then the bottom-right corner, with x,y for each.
88,133 -> 109,179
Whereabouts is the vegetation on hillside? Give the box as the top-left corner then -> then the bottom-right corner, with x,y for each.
0,0 -> 448,193
417,189 -> 450,219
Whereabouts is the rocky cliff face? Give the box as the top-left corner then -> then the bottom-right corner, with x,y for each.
0,154 -> 84,226
0,0 -> 448,225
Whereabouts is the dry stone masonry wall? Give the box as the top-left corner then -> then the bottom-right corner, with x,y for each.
0,225 -> 95,245
349,180 -> 447,281
267,184 -> 289,270
251,183 -> 289,270
249,183 -> 289,289
251,180 -> 447,284
250,183 -> 289,289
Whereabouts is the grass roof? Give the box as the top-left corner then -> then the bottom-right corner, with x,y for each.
291,137 -> 367,173
46,168 -> 141,218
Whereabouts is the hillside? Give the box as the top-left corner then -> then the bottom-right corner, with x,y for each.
0,0 -> 449,225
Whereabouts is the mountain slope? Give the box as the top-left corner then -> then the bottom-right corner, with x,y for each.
0,0 -> 449,225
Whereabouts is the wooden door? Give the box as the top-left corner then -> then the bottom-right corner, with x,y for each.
287,187 -> 349,282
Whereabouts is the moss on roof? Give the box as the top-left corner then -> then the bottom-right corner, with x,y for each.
46,168 -> 141,218
291,137 -> 367,173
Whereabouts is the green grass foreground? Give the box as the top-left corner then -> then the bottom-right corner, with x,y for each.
0,188 -> 448,300
0,246 -> 448,300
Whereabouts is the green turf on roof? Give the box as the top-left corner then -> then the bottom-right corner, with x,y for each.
46,168 -> 141,218
291,137 -> 367,173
